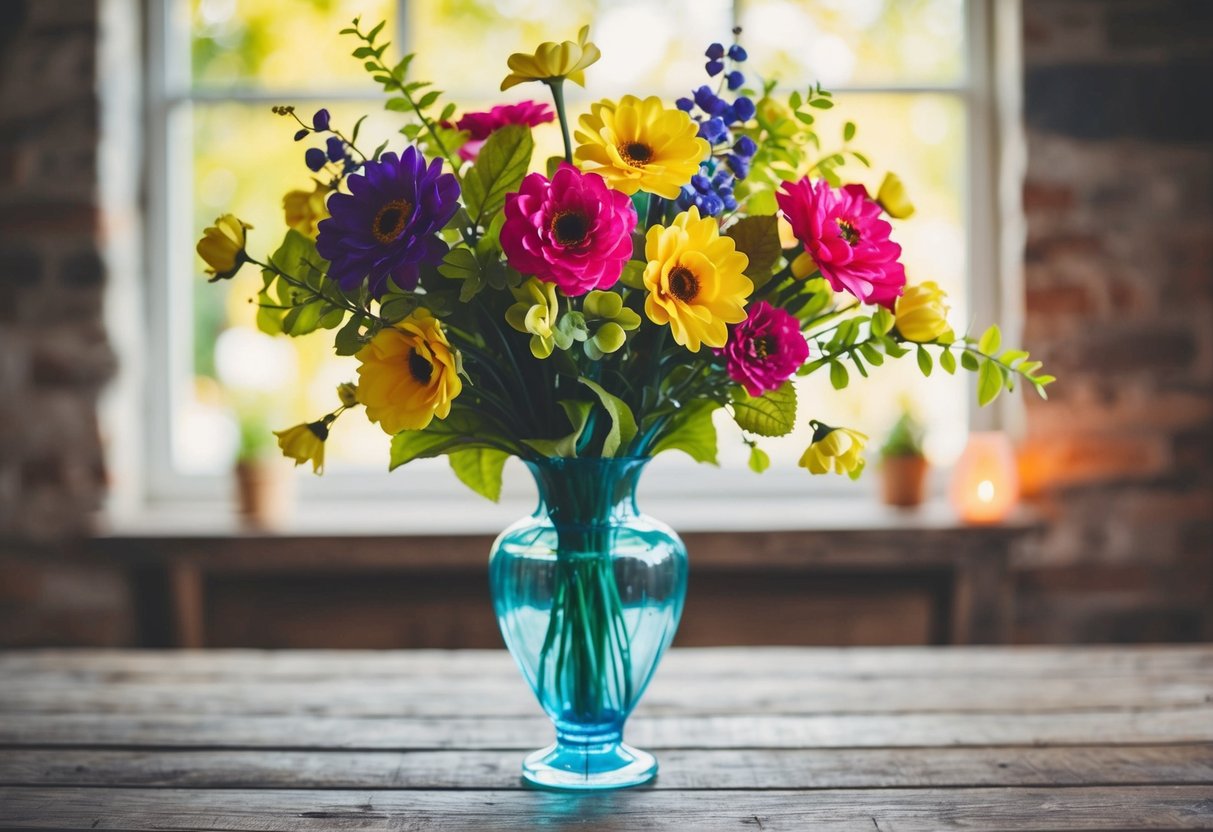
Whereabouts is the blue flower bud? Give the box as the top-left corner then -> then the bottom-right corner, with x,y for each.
697,116 -> 728,144
676,97 -> 694,112
706,59 -> 724,77
723,194 -> 738,211
726,154 -> 750,179
728,44 -> 748,62
732,96 -> 756,122
701,193 -> 724,216
734,135 -> 758,157
726,70 -> 745,91
676,188 -> 695,209
705,42 -> 725,60
293,128 -> 309,142
691,173 -> 712,193
326,136 -> 346,162
712,170 -> 733,189
304,147 -> 327,172
693,85 -> 717,112
311,108 -> 330,131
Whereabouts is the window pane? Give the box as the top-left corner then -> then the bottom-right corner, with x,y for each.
191,0 -> 396,90
188,101 -> 406,474
739,0 -> 965,88
409,0 -> 733,98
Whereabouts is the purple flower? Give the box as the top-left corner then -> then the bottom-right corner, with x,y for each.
706,59 -> 724,76
733,96 -> 756,122
325,136 -> 346,162
316,146 -> 460,297
705,42 -> 725,60
728,44 -> 748,62
312,108 -> 331,131
719,301 -> 810,397
726,70 -> 745,90
305,147 -> 326,172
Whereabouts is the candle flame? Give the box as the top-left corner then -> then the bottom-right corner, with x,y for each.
976,479 -> 995,503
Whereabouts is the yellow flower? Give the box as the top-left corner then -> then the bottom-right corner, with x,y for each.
876,172 -> 915,219
505,278 -> 561,359
336,382 -> 359,408
642,206 -> 752,352
355,310 -> 463,434
799,424 -> 868,480
196,214 -> 252,281
501,25 -> 601,91
574,95 -> 709,199
273,420 -> 328,474
282,183 -> 331,239
895,281 -> 953,343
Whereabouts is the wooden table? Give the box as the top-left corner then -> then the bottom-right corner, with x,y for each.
1,647 -> 1211,830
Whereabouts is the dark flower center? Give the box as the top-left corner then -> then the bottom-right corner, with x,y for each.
667,266 -> 699,302
407,348 -> 433,384
550,210 -> 589,246
373,199 -> 413,244
619,141 -> 653,167
836,218 -> 860,245
753,335 -> 776,360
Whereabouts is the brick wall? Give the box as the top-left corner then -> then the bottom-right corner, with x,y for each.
0,0 -> 132,644
1016,0 -> 1213,641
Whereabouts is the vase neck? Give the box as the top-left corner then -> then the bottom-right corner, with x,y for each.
526,457 -> 649,528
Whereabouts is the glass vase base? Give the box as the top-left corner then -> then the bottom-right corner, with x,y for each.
521,741 -> 657,791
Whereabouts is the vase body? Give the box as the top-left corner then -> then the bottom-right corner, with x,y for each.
488,457 -> 687,790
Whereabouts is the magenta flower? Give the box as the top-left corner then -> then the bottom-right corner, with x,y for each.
455,101 -> 555,161
500,164 -> 637,296
719,301 -> 809,397
777,177 -> 906,309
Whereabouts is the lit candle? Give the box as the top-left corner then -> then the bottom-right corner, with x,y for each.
950,432 -> 1019,523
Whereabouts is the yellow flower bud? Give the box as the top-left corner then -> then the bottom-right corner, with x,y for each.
283,183 -> 331,239
895,281 -> 953,343
876,172 -> 915,219
790,251 -> 816,279
196,214 -> 252,281
501,25 -> 601,91
505,279 -> 560,359
273,420 -> 328,474
799,424 -> 868,480
336,382 -> 359,408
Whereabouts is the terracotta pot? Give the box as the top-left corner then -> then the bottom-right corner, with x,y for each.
234,459 -> 294,530
880,454 -> 928,508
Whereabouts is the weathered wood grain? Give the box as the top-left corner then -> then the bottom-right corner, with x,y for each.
3,674 -> 1209,717
3,708 -> 1211,750
2,786 -> 1211,831
2,745 -> 1211,790
4,646 -> 1209,680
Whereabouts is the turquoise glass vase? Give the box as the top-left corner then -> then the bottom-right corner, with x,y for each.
489,457 -> 688,790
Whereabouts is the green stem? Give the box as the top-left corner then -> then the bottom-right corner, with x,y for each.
547,79 -> 574,165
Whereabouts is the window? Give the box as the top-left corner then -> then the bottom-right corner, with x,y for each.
143,0 -> 1004,515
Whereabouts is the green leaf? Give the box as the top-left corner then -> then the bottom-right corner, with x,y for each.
859,342 -> 884,366
619,260 -> 646,290
725,215 -> 781,286
939,347 -> 957,375
350,114 -> 367,145
809,98 -> 834,109
254,290 -> 283,335
416,89 -> 441,109
829,360 -> 849,390
437,247 -> 483,301
522,400 -> 593,459
978,324 -> 1001,355
960,350 -> 980,371
977,359 -> 1003,407
463,124 -> 533,227
578,377 -> 638,457
748,444 -> 771,473
916,344 -> 933,376
282,300 -> 326,336
651,400 -> 720,464
843,121 -> 856,141
870,306 -> 894,335
448,447 -> 509,502
732,381 -> 797,437
334,315 -> 366,356
389,409 -> 504,470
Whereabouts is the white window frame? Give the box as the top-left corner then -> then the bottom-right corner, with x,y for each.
131,0 -> 1020,522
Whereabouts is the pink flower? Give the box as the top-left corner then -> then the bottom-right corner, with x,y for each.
719,301 -> 809,397
454,101 -> 555,161
777,177 -> 906,309
500,164 -> 637,296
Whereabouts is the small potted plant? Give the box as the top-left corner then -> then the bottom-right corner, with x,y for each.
233,407 -> 294,530
879,407 -> 929,508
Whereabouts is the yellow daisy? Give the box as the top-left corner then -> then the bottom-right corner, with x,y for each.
574,95 -> 709,199
500,25 -> 601,91
642,207 -> 752,352
799,424 -> 868,480
273,421 -> 328,474
355,310 -> 462,434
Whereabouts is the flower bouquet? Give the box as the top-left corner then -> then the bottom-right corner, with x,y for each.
197,19 -> 1052,790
